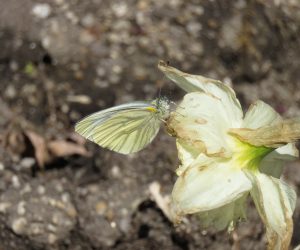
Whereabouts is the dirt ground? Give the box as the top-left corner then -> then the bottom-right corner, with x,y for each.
0,0 -> 300,249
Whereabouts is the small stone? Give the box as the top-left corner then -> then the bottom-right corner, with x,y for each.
81,14 -> 95,27
48,233 -> 58,244
112,65 -> 122,74
109,75 -> 120,84
220,14 -> 242,50
201,230 -> 208,235
5,85 -> 17,99
12,217 -> 27,234
12,175 -> 20,188
80,30 -> 95,44
17,201 -> 26,215
95,201 -> 108,215
94,79 -> 109,88
96,67 -> 106,77
47,224 -> 57,232
190,43 -> 203,55
61,104 -> 69,113
42,36 -> 51,49
112,2 -> 128,17
187,21 -> 202,35
110,221 -> 117,228
111,165 -> 121,178
37,185 -> 45,195
19,157 -> 35,169
32,4 -> 52,19
119,216 -> 130,233
21,184 -> 32,194
30,223 -> 42,235
55,183 -> 64,192
55,0 -> 64,5
52,213 -> 60,225
0,162 -> 4,171
66,11 -> 79,24
193,6 -> 204,15
0,202 -> 11,213
9,61 -> 19,71
61,193 -> 70,203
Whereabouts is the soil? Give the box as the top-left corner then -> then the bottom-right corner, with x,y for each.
0,0 -> 300,249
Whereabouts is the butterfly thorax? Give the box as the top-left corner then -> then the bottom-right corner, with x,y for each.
151,97 -> 170,120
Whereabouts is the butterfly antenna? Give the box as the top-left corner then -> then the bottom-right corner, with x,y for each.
158,87 -> 162,100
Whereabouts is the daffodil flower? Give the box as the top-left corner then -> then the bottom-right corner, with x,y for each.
158,61 -> 300,250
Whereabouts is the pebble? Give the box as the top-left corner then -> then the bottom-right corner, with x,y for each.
12,175 -> 20,188
47,224 -> 57,232
5,85 -> 17,99
17,201 -> 26,215
111,165 -> 121,178
66,11 -> 79,24
55,182 -> 64,192
32,4 -> 52,19
119,216 -> 130,233
220,14 -> 242,50
0,202 -> 11,213
37,185 -> 46,195
95,201 -> 108,215
55,0 -> 64,5
80,30 -> 95,44
9,61 -> 19,72
48,233 -> 58,244
61,193 -> 71,203
21,184 -> 32,194
52,213 -> 61,225
187,21 -> 202,35
96,67 -> 106,77
81,14 -> 95,27
19,157 -> 35,169
0,162 -> 4,171
12,217 -> 27,234
112,2 -> 128,17
110,221 -> 117,228
30,223 -> 42,235
94,79 -> 109,88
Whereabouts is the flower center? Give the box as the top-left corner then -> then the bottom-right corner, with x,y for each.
229,136 -> 273,171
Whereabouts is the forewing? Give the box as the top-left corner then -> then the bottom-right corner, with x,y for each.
75,103 -> 161,154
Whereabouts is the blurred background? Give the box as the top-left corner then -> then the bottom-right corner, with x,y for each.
0,0 -> 300,249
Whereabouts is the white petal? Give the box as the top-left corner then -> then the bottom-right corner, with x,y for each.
175,139 -> 200,176
198,193 -> 248,231
158,61 -> 243,127
168,92 -> 242,156
243,100 -> 282,129
250,173 -> 296,250
175,139 -> 217,176
171,160 -> 252,217
259,143 -> 299,178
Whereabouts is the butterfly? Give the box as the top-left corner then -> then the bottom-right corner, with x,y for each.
75,97 -> 170,154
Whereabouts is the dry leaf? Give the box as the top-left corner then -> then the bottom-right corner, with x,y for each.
48,139 -> 91,158
25,130 -> 50,167
69,132 -> 87,145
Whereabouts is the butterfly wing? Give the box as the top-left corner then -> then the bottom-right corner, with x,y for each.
75,102 -> 162,154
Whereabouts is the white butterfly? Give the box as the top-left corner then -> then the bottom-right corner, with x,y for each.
75,97 -> 170,154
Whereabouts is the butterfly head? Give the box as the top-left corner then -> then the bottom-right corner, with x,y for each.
152,97 -> 170,120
